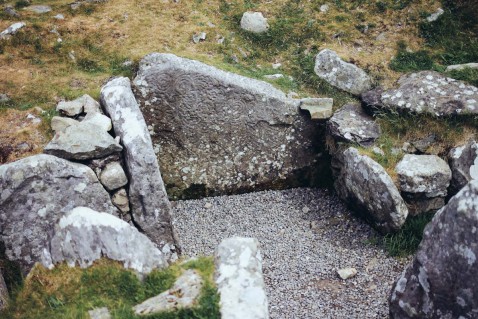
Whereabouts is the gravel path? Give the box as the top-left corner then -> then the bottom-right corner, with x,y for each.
172,188 -> 408,319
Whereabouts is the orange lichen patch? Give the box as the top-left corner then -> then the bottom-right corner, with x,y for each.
0,108 -> 49,164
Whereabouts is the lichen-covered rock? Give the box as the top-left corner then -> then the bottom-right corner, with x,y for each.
327,103 -> 380,146
365,71 -> 478,116
449,140 -> 478,195
48,207 -> 167,274
44,122 -> 122,160
334,147 -> 408,233
100,77 -> 175,252
133,269 -> 202,315
240,12 -> 269,33
0,154 -> 118,273
133,53 -> 326,198
389,180 -> 478,318
215,237 -> 268,319
314,49 -> 372,95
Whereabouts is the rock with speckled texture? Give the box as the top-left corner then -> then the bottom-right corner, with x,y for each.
48,207 -> 167,274
0,272 -> 7,311
314,49 -> 372,95
333,147 -> 408,233
100,77 -> 175,254
0,154 -> 118,274
240,12 -> 269,33
133,53 -> 326,199
390,180 -> 478,318
363,71 -> 478,117
327,103 -> 380,146
215,237 -> 269,319
449,140 -> 478,195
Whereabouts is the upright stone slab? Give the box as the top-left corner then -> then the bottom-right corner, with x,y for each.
215,237 -> 269,319
133,53 -> 325,198
449,140 -> 478,195
0,154 -> 118,273
390,181 -> 478,318
334,147 -> 408,233
100,77 -> 175,251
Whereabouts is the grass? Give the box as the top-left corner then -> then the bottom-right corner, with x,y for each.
0,257 -> 220,319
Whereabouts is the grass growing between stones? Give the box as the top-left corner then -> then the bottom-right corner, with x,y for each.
0,257 -> 220,319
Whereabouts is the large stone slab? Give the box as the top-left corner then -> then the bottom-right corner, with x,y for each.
215,237 -> 269,319
100,77 -> 175,252
314,49 -> 372,95
363,71 -> 478,116
327,103 -> 380,146
333,147 -> 408,233
48,207 -> 168,274
0,154 -> 118,273
44,122 -> 122,160
390,180 -> 478,318
449,140 -> 478,195
133,53 -> 326,198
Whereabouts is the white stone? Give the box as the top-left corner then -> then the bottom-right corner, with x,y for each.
320,4 -> 329,12
299,98 -> 333,120
0,22 -> 26,39
337,267 -> 357,280
215,237 -> 269,319
83,112 -> 112,131
100,162 -> 128,191
264,74 -> 284,80
446,63 -> 478,72
240,12 -> 269,34
88,307 -> 111,319
51,116 -> 78,132
426,8 -> 444,22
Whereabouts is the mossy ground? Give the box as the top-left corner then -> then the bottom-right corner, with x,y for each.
0,257 -> 220,319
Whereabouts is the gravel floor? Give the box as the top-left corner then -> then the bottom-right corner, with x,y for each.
172,188 -> 409,319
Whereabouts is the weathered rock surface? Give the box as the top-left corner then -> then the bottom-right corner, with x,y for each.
112,188 -> 130,214
449,140 -> 478,195
88,307 -> 111,319
314,49 -> 372,95
44,122 -> 122,160
240,12 -> 269,33
389,180 -> 478,318
56,94 -> 101,116
133,269 -> 202,315
0,22 -> 25,39
215,237 -> 269,319
99,161 -> 128,191
101,77 -> 175,251
333,147 -> 408,233
0,272 -> 7,311
0,154 -> 118,273
327,103 -> 380,146
364,71 -> 478,116
446,62 -> 478,72
50,116 -> 78,132
133,53 -> 326,198
48,207 -> 167,274
83,112 -> 112,131
299,98 -> 333,120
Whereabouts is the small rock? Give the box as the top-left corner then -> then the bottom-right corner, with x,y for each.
4,6 -> 19,17
57,94 -> 101,116
99,161 -> 128,191
70,2 -> 81,10
204,202 -> 213,209
264,74 -> 284,80
337,267 -> 357,280
445,62 -> 478,72
402,142 -> 417,154
376,32 -> 386,42
240,11 -> 269,34
299,98 -> 333,120
192,32 -> 206,44
112,188 -> 130,214
320,4 -> 329,13
24,5 -> 52,13
0,22 -> 26,39
0,93 -> 11,103
448,140 -> 478,195
372,146 -> 384,156
426,8 -> 444,22
54,14 -> 65,20
411,134 -> 436,153
88,307 -> 111,319
51,116 -> 78,132
272,63 -> 282,69
133,269 -> 202,315
83,112 -> 112,131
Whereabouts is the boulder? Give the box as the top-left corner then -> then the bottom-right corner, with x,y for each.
389,180 -> 478,318
0,22 -> 25,39
99,161 -> 128,191
334,147 -> 408,233
365,71 -> 478,116
133,269 -> 202,315
0,154 -> 118,273
133,53 -> 326,198
100,77 -> 175,252
215,237 -> 268,319
240,12 -> 269,33
44,122 -> 122,160
449,140 -> 478,195
395,154 -> 451,215
327,103 -> 380,146
48,207 -> 168,274
299,98 -> 333,120
314,49 -> 372,95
